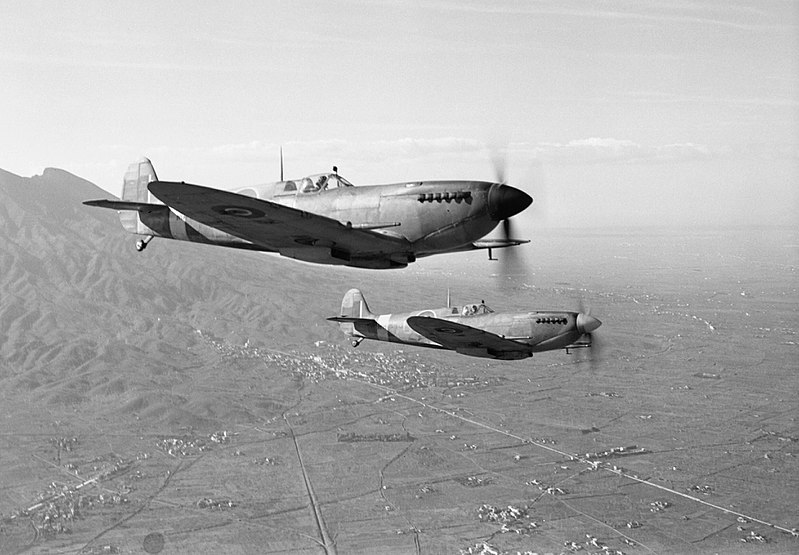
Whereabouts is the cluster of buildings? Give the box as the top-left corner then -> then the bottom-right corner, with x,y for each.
735,517 -> 771,544
456,475 -> 492,487
585,391 -> 621,398
155,435 -> 211,457
649,500 -> 670,512
458,541 -> 502,555
524,479 -> 567,496
155,430 -> 235,457
201,331 -> 510,395
578,445 -> 649,461
564,534 -> 627,554
523,437 -> 557,445
209,430 -> 235,444
9,478 -> 131,540
81,545 -> 120,554
477,503 -> 539,535
336,431 -> 415,442
739,529 -> 769,543
687,484 -> 713,495
196,497 -> 235,510
251,456 -> 280,466
49,436 -> 78,452
459,539 -> 569,555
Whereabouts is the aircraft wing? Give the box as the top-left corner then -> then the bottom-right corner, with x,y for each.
147,181 -> 410,254
406,316 -> 531,358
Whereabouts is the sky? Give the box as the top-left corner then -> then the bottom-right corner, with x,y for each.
2,0 -> 797,228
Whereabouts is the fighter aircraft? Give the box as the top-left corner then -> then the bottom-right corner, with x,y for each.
328,289 -> 602,360
84,156 -> 532,269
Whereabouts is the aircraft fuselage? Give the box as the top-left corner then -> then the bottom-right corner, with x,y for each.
90,159 -> 531,269
135,181 -> 506,258
350,308 -> 585,354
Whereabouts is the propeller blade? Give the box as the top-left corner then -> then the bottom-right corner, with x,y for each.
497,217 -> 526,282
485,141 -> 533,284
587,331 -> 604,372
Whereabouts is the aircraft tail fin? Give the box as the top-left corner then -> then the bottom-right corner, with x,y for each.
122,158 -> 158,202
332,289 -> 373,339
83,158 -> 163,235
339,288 -> 374,319
119,158 -> 160,233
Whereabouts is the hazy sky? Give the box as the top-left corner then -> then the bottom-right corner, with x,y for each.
2,1 -> 797,228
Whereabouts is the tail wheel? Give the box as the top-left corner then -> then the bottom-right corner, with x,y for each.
135,235 -> 154,252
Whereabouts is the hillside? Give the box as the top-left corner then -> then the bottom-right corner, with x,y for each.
0,167 -> 355,420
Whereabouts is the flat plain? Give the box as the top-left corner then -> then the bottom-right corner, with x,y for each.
0,168 -> 796,554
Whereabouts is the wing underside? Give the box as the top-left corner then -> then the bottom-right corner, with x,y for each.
406,316 -> 532,360
147,181 -> 410,262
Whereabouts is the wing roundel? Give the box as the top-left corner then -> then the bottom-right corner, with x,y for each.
406,316 -> 532,360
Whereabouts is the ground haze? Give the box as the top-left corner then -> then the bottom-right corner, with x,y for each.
1,168 -> 796,554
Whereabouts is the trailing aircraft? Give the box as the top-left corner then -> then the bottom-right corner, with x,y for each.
328,289 -> 602,360
84,157 -> 532,269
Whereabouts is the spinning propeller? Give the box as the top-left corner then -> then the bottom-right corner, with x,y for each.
486,146 -> 532,277
574,297 -> 603,370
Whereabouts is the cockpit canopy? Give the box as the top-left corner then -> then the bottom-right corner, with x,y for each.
459,303 -> 494,317
282,172 -> 354,194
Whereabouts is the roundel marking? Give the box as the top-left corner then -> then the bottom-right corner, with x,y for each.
211,205 -> 265,219
435,326 -> 462,334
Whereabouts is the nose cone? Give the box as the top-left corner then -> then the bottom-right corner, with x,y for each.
576,313 -> 601,334
487,184 -> 533,221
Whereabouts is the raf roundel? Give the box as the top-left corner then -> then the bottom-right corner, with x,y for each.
211,205 -> 266,219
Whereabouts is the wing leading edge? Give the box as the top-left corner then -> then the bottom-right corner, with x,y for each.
406,316 -> 532,360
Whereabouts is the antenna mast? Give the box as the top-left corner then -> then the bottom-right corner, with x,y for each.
279,146 -> 284,181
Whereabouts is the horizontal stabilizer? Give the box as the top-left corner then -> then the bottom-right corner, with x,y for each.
83,199 -> 165,213
327,316 -> 375,324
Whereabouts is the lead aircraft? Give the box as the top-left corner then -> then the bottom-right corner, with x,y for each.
84,157 -> 532,269
329,289 -> 602,360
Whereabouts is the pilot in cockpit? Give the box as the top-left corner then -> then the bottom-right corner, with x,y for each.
301,177 -> 316,193
461,302 -> 491,316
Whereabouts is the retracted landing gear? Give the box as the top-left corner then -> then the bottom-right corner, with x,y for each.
351,337 -> 364,348
135,235 -> 154,252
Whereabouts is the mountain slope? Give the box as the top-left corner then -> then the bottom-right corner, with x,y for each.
0,167 -> 352,419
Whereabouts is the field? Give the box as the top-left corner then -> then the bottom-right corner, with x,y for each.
0,169 -> 797,554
